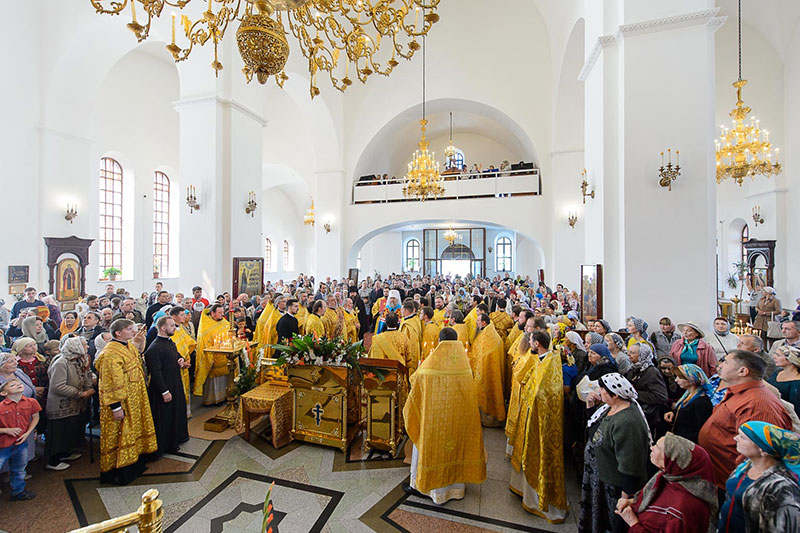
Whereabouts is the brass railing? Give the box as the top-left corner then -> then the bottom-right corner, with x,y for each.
69,489 -> 163,533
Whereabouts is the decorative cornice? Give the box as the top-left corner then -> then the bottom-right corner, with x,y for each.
578,9 -> 726,82
37,125 -> 94,145
173,96 -> 268,127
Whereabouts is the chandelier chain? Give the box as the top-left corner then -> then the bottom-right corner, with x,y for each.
738,0 -> 742,82
422,34 -> 426,121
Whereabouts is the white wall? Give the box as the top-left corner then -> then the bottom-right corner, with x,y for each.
261,187 -> 312,282
358,233 -> 402,279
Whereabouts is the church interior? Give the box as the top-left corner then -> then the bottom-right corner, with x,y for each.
3,0 -> 800,532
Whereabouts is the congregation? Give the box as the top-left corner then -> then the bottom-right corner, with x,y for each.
1,273 -> 800,533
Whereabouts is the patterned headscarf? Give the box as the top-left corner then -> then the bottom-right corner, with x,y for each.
631,343 -> 655,372
606,332 -> 626,352
674,364 -> 713,409
587,373 -> 651,444
586,332 -> 605,346
778,345 -> 800,369
736,421 -> 800,479
628,316 -> 649,337
597,319 -> 612,334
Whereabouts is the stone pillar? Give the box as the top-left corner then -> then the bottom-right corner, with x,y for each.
583,2 -> 723,327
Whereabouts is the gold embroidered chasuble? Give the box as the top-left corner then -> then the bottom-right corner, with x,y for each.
295,304 -> 308,335
322,308 -> 340,338
403,340 -> 487,493
453,323 -> 470,353
505,325 -> 523,353
432,308 -> 446,328
171,327 -> 197,406
465,307 -> 478,343
421,322 -> 440,361
343,309 -> 359,343
257,310 -> 282,357
95,340 -> 157,473
192,310 -> 231,396
512,350 -> 567,519
490,311 -> 514,341
400,315 -> 423,374
367,329 -> 411,368
304,313 -> 326,338
253,303 -> 274,345
470,323 -> 506,423
505,349 -> 537,448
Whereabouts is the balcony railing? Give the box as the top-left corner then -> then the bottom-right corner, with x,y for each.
352,167 -> 541,204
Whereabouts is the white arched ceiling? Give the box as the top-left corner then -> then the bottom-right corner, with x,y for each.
261,163 -> 311,212
716,0 -> 800,60
352,98 -> 537,182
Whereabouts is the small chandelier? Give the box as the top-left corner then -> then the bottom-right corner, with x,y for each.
715,0 -> 781,186
444,112 -> 457,160
89,0 -> 441,99
303,198 -> 315,226
403,36 -> 444,202
443,226 -> 461,246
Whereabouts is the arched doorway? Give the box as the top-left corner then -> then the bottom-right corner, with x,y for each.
441,244 -> 475,278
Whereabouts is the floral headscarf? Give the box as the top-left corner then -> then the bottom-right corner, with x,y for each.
674,364 -> 713,409
631,342 -> 655,372
736,421 -> 800,479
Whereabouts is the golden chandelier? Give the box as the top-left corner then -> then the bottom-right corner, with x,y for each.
89,0 -> 441,98
443,226 -> 461,246
303,198 -> 315,225
403,37 -> 444,201
715,0 -> 781,186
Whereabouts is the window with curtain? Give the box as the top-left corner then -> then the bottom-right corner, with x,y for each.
99,157 -> 123,276
741,224 -> 749,264
283,240 -> 292,271
406,239 -> 420,271
152,171 -> 170,277
496,236 -> 512,272
265,238 -> 273,272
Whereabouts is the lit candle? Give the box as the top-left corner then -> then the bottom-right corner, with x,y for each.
171,12 -> 176,44
676,150 -> 680,166
660,152 -> 664,166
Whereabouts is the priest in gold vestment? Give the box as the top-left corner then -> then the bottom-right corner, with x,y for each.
305,300 -> 327,337
420,306 -> 440,361
403,327 -> 487,504
431,296 -> 447,328
509,330 -> 567,523
342,298 -> 359,343
193,304 -> 231,404
96,319 -> 157,485
253,296 -> 276,346
367,312 -> 412,368
505,320 -> 537,457
470,314 -> 506,427
323,295 -> 343,339
450,310 -> 471,352
490,299 -> 514,342
256,295 -> 286,357
399,301 -> 422,374
295,290 -> 309,335
171,310 -> 197,417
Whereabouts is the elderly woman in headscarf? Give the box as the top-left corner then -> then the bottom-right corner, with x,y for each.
662,364 -> 714,443
565,330 -> 589,375
0,351 -> 38,463
767,345 -> 800,418
615,432 -> 717,532
718,422 -> 800,532
605,332 -> 632,374
755,287 -> 781,341
593,319 -> 612,336
669,322 -> 718,378
585,331 -> 605,349
625,343 -> 668,435
578,372 -> 651,533
45,336 -> 95,471
627,316 -> 656,353
21,315 -> 52,354
11,337 -> 47,403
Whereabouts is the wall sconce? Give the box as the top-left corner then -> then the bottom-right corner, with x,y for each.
752,205 -> 764,226
487,245 -> 493,253
580,169 -> 594,204
323,217 -> 332,234
658,148 -> 681,191
245,191 -> 258,217
186,185 -> 200,213
568,212 -> 578,228
65,204 -> 78,224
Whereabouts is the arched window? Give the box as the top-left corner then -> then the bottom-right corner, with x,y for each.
445,148 -> 465,170
357,250 -> 362,270
265,238 -> 273,272
741,224 -> 749,264
406,239 -> 421,271
99,157 -> 124,276
283,240 -> 292,271
496,237 -> 512,272
152,171 -> 170,277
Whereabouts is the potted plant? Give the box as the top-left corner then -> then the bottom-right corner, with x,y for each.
103,267 -> 121,281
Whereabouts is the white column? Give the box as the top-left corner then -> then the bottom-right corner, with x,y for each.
313,170 -> 345,279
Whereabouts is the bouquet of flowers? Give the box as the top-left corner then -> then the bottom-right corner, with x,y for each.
270,333 -> 366,369
233,362 -> 258,396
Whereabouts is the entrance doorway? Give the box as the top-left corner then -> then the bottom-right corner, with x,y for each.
441,260 -> 471,278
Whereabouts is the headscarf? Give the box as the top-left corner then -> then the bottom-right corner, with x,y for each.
636,433 -> 718,527
606,332 -> 626,352
597,319 -> 612,334
61,336 -> 88,368
778,345 -> 800,369
587,373 -> 650,443
566,331 -> 585,352
21,316 -> 48,344
586,332 -> 604,346
736,421 -> 800,480
589,343 -> 615,365
95,333 -> 111,354
631,342 -> 655,372
59,315 -> 80,337
11,337 -> 41,361
628,316 -> 649,338
0,352 -> 17,368
674,364 -> 713,409
149,309 -> 170,331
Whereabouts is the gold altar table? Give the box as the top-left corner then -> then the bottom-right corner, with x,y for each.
360,358 -> 408,458
287,365 -> 360,452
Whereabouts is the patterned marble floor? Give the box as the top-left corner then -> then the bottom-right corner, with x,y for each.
0,404 -> 581,533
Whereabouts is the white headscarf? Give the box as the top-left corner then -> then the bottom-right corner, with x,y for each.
586,372 -> 652,444
566,331 -> 585,352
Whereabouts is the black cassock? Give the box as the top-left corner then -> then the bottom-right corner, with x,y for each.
144,336 -> 189,454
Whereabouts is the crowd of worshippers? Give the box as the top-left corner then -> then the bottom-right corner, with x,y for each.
1,274 -> 799,533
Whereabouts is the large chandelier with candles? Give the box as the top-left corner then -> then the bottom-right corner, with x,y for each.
402,36 -> 444,201
443,225 -> 461,246
88,0 -> 441,98
715,0 -> 781,186
303,198 -> 315,226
